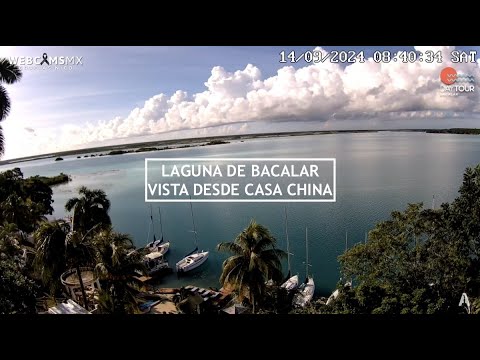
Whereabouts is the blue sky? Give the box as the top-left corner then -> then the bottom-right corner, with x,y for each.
1,46 -> 479,159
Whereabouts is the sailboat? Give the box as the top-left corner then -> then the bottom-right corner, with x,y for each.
293,227 -> 315,307
175,200 -> 209,273
145,206 -> 170,255
281,206 -> 298,291
326,230 -> 352,305
141,251 -> 171,277
155,207 -> 170,255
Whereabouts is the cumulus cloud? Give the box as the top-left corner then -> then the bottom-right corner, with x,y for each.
16,46 -> 480,157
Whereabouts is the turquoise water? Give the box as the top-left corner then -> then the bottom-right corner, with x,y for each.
3,132 -> 480,295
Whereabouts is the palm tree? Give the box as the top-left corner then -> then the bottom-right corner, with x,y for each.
64,227 -> 95,310
0,58 -> 22,157
34,220 -> 70,294
65,186 -> 111,235
93,228 -> 145,314
217,220 -> 286,313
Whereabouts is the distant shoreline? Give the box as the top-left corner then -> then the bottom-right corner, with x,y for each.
1,128 -> 479,166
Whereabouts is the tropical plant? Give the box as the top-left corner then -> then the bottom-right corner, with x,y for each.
64,228 -> 96,310
34,220 -> 70,294
217,220 -> 286,313
329,164 -> 480,314
0,223 -> 23,256
0,256 -> 39,314
65,186 -> 111,235
0,168 -> 53,232
0,58 -> 22,157
93,228 -> 145,314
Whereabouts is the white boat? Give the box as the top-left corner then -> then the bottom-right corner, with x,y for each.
294,277 -> 315,307
145,207 -> 171,255
146,239 -> 170,256
326,281 -> 351,305
176,200 -> 209,273
176,251 -> 209,273
142,251 -> 170,277
293,227 -> 315,308
281,207 -> 299,291
145,205 -> 159,249
326,231 -> 352,306
281,274 -> 299,291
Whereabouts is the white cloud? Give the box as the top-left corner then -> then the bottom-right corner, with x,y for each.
4,46 -> 480,159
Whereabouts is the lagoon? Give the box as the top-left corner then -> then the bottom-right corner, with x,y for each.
3,131 -> 480,295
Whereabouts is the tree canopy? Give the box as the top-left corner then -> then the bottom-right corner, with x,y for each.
321,164 -> 480,314
217,220 -> 286,312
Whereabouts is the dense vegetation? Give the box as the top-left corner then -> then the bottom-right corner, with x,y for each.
0,168 -> 54,233
3,162 -> 480,314
108,150 -> 130,155
0,168 -> 145,314
295,164 -> 480,314
0,58 -> 22,157
31,173 -> 71,186
426,128 -> 480,135
217,220 -> 286,313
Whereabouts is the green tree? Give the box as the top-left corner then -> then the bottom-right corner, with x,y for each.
0,58 -> 22,157
0,222 -> 23,257
331,166 -> 480,314
0,256 -> 39,314
0,167 -> 23,200
93,228 -> 145,314
23,177 -> 54,216
65,186 -> 111,235
64,228 -> 95,310
217,220 -> 286,313
0,168 -> 53,232
334,203 -> 460,314
34,220 -> 70,294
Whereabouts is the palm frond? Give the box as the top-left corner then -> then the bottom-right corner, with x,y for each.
217,242 -> 243,255
0,125 -> 4,158
253,236 -> 278,253
0,86 -> 11,122
64,198 -> 79,212
0,58 -> 22,84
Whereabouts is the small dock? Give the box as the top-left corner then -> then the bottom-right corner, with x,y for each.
183,285 -> 231,305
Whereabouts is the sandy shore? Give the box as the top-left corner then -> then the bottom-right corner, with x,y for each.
149,294 -> 178,314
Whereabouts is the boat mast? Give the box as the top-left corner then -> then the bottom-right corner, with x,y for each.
150,204 -> 156,242
189,199 -> 198,250
305,227 -> 310,280
432,194 -> 435,210
345,230 -> 348,252
285,206 -> 291,276
158,207 -> 164,243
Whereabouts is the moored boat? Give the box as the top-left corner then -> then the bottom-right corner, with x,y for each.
280,206 -> 299,291
293,227 -> 315,307
176,200 -> 209,273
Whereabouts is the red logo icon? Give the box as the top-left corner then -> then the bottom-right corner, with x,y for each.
440,67 -> 457,85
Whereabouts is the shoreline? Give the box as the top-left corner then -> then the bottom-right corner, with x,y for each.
2,128 -> 479,166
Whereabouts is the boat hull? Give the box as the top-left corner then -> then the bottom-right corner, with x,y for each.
146,240 -> 170,254
293,277 -> 315,307
281,275 -> 299,291
176,251 -> 209,273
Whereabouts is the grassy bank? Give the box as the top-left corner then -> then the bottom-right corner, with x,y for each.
29,173 -> 71,186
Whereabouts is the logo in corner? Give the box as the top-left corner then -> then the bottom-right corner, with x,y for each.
440,67 -> 457,85
439,67 -> 475,96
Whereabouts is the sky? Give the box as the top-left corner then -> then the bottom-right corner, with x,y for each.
0,45 -> 479,160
